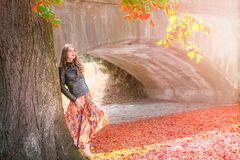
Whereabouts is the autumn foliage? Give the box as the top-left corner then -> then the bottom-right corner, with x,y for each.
32,0 -> 212,61
32,0 -> 63,28
119,0 -> 212,63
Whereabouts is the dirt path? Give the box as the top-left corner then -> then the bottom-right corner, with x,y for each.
101,101 -> 233,124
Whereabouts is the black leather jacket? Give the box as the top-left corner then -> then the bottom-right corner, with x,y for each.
59,63 -> 89,102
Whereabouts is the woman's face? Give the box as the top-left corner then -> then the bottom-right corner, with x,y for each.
66,46 -> 76,62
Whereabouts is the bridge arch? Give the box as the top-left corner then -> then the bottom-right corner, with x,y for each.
53,0 -> 239,104
86,40 -> 236,103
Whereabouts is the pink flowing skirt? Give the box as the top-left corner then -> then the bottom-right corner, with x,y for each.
64,92 -> 108,148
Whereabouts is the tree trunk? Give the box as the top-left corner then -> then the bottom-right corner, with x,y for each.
0,0 -> 85,159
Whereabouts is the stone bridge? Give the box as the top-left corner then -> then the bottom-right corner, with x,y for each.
53,0 -> 240,104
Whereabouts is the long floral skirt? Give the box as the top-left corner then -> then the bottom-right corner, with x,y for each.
64,92 -> 108,148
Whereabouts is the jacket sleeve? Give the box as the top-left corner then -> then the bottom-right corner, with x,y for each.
59,67 -> 77,102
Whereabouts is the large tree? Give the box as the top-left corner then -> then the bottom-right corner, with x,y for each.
0,0 -> 84,159
0,0 -> 211,159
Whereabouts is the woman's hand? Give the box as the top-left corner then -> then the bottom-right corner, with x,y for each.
75,98 -> 83,110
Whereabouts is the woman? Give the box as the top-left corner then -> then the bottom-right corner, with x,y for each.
59,44 -> 108,157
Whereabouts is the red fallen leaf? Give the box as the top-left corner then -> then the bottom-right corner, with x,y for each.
92,105 -> 240,157
186,139 -> 193,143
181,142 -> 188,148
140,144 -> 145,149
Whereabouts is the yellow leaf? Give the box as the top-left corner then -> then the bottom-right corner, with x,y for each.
184,31 -> 190,37
195,54 -> 203,63
192,24 -> 200,32
166,26 -> 173,32
180,23 -> 187,29
163,40 -> 169,48
182,17 -> 188,23
184,13 -> 190,17
203,29 -> 209,35
165,33 -> 171,40
187,50 -> 195,60
165,8 -> 173,16
199,24 -> 205,30
176,37 -> 179,43
168,15 -> 177,24
156,40 -> 163,45
186,44 -> 192,50
178,32 -> 183,38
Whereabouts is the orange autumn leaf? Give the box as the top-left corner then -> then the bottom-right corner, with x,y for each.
51,23 -> 59,28
139,14 -> 150,20
121,6 -> 129,12
48,17 -> 55,21
132,12 -> 139,19
124,15 -> 131,21
153,2 -> 160,8
31,1 -> 43,12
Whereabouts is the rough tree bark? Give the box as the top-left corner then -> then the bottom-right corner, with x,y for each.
0,0 -> 85,159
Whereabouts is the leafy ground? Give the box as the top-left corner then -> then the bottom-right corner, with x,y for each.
91,105 -> 240,160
